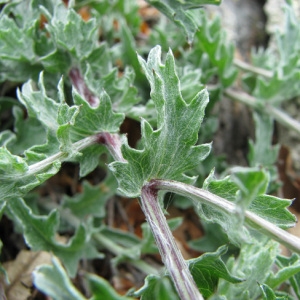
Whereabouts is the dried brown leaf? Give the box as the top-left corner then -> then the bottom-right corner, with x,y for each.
3,250 -> 52,300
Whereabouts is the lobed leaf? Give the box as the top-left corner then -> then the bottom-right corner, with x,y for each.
110,46 -> 211,197
218,239 -> 279,299
33,257 -> 86,300
85,273 -> 135,300
44,2 -> 99,60
200,169 -> 296,245
146,0 -> 221,43
259,284 -> 292,300
188,245 -> 243,298
7,198 -> 102,277
194,12 -> 237,88
269,254 -> 300,298
130,274 -> 180,300
62,176 -> 117,220
247,5 -> 300,104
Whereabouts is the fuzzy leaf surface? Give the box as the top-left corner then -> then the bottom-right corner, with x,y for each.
7,198 -> 101,277
130,274 -> 180,300
199,170 -> 296,245
188,245 -> 243,298
218,239 -> 279,299
146,0 -> 221,43
85,273 -> 135,300
110,46 -> 211,197
33,257 -> 86,300
269,254 -> 300,298
259,284 -> 291,300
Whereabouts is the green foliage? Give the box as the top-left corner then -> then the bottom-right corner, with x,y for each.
110,46 -> 211,197
200,169 -> 296,246
130,274 -> 180,300
6,198 -> 101,277
33,257 -> 86,300
244,5 -> 300,105
0,0 -> 300,299
188,245 -> 243,298
146,0 -> 221,43
218,239 -> 279,299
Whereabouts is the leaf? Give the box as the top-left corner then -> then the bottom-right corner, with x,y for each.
0,147 -> 61,202
6,198 -> 102,277
188,245 -> 243,298
62,176 -> 117,220
85,273 -> 135,300
268,254 -> 300,298
259,284 -> 292,300
44,2 -> 99,60
110,46 -> 211,197
14,71 -> 123,178
18,73 -> 124,143
192,11 -> 237,87
248,112 -> 280,192
7,106 -> 47,156
130,274 -> 180,300
188,221 -> 235,254
33,257 -> 86,300
200,170 -> 296,246
199,171 -> 251,245
0,15 -> 36,62
230,167 -> 269,213
248,194 -> 296,230
249,6 -> 300,104
218,239 -> 279,299
3,250 -> 52,300
146,0 -> 221,43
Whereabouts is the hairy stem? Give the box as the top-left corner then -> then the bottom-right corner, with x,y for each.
93,232 -> 160,276
234,59 -> 273,78
69,67 -> 99,107
96,132 -> 126,162
27,132 -> 125,178
140,183 -> 203,300
225,88 -> 300,135
152,179 -> 300,254
27,134 -> 100,176
40,200 -> 159,276
266,104 -> 300,135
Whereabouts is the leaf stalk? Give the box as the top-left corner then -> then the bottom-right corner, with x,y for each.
225,88 -> 300,135
152,179 -> 300,254
234,59 -> 273,78
140,182 -> 204,300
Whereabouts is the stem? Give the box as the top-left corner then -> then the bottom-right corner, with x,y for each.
140,183 -> 203,300
266,104 -> 300,135
225,88 -> 300,135
40,200 -> 159,276
234,59 -> 273,78
27,134 -> 100,176
93,232 -> 160,276
224,88 -> 258,109
152,179 -> 300,254
69,67 -> 99,107
26,132 -> 125,178
96,132 -> 126,162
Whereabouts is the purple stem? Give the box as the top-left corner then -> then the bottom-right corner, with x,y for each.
140,182 -> 203,300
69,67 -> 99,107
96,132 -> 126,162
97,133 -> 203,298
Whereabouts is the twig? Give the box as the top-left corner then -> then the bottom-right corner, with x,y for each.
225,88 -> 300,135
140,183 -> 204,300
234,59 -> 273,78
152,179 -> 300,254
